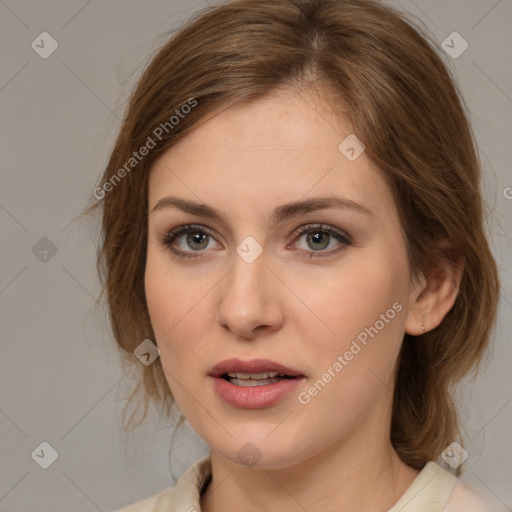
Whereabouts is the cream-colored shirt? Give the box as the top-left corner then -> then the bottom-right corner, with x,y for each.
114,457 -> 492,511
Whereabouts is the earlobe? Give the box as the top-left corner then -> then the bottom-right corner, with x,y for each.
404,289 -> 427,336
404,276 -> 428,336
405,260 -> 463,336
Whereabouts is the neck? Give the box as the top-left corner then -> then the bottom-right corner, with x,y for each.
200,422 -> 419,512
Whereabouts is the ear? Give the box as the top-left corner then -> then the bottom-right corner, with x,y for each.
405,256 -> 463,336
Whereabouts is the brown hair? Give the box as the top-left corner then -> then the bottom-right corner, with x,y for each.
82,0 -> 499,471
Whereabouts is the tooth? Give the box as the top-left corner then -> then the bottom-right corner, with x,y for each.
225,371 -> 288,381
250,372 -> 271,379
248,371 -> 279,379
230,378 -> 275,387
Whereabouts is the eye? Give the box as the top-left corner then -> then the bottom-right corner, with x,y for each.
160,224 -> 221,259
160,223 -> 351,260
291,224 -> 351,258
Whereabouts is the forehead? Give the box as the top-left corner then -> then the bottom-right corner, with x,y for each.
148,89 -> 393,221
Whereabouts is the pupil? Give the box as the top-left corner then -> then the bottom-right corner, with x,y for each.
187,232 -> 208,250
308,232 -> 329,250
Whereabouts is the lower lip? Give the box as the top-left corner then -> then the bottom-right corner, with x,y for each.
211,376 -> 304,409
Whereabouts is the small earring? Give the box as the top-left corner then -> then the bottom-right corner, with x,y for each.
421,319 -> 425,333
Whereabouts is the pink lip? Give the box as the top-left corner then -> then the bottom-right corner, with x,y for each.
209,358 -> 305,409
210,358 -> 303,378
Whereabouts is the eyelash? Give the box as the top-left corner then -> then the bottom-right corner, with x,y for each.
160,223 -> 351,260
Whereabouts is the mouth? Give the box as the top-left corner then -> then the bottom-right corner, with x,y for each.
210,358 -> 304,381
221,371 -> 297,387
209,358 -> 305,408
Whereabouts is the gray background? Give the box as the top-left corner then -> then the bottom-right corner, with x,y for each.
0,0 -> 511,511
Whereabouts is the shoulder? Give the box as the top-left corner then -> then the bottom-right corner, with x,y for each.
389,461 -> 494,512
110,456 -> 212,512
389,461 -> 456,511
444,480 -> 495,512
111,486 -> 175,512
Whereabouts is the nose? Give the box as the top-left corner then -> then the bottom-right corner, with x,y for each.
215,251 -> 284,340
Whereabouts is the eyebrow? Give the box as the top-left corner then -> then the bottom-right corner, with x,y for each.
151,195 -> 373,226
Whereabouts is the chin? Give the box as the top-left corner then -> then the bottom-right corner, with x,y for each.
213,433 -> 311,470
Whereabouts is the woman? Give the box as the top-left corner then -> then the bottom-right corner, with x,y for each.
87,0 -> 500,510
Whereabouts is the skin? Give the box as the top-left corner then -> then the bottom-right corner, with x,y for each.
144,87 -> 461,512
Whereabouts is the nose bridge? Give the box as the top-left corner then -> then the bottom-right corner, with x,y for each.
216,249 -> 283,337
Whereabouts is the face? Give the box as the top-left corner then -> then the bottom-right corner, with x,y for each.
145,88 -> 422,469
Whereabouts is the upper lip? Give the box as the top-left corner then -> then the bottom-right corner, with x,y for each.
210,358 -> 304,378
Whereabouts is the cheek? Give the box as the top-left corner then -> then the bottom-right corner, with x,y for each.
144,256 -> 210,414
298,254 -> 408,343
293,248 -> 409,408
294,284 -> 405,439
144,249 -> 216,372
145,251 -> 190,354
